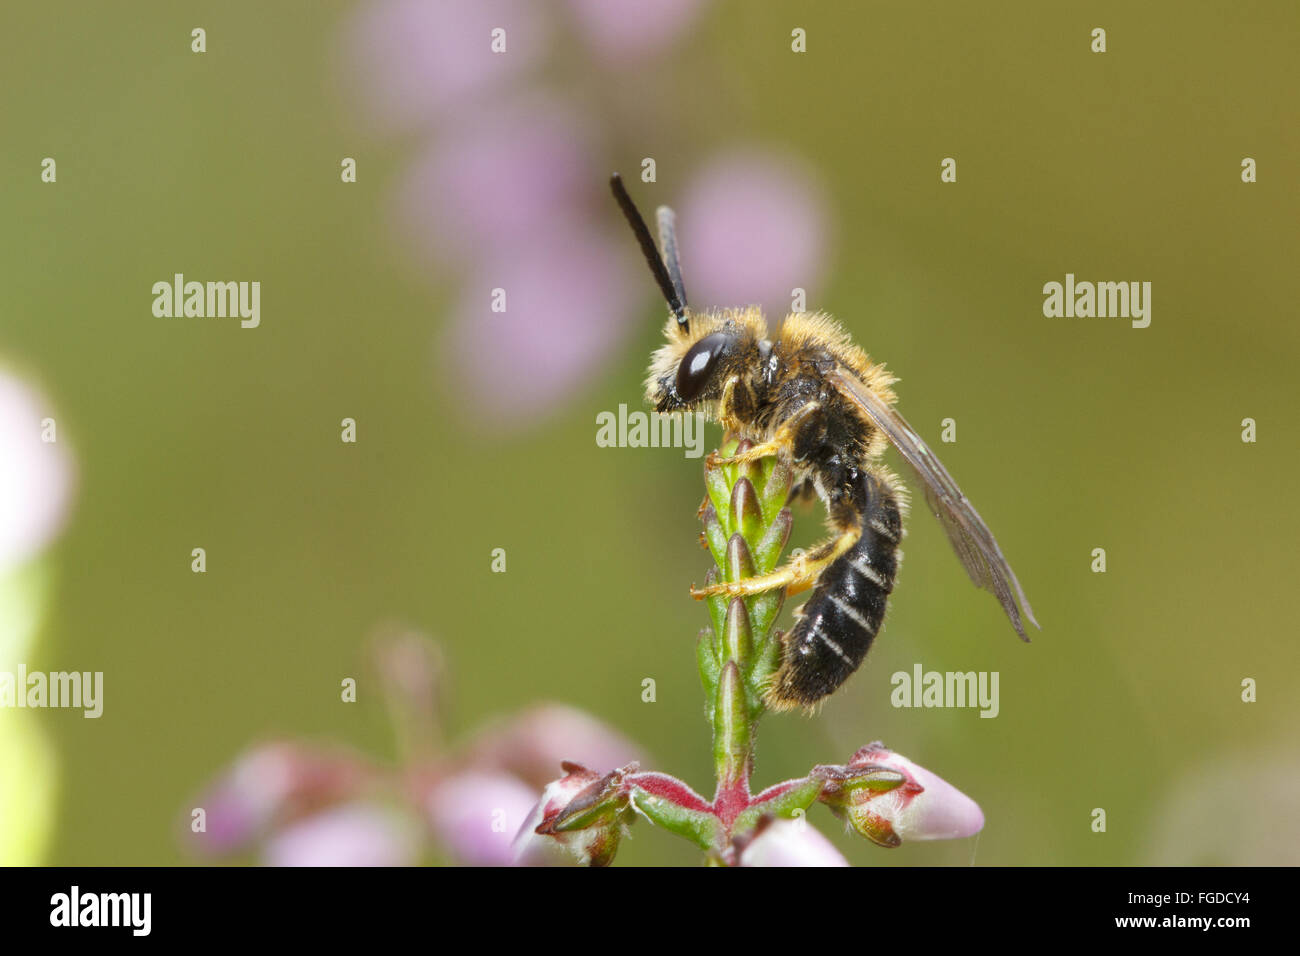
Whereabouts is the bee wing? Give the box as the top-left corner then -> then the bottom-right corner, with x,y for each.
829,367 -> 1038,641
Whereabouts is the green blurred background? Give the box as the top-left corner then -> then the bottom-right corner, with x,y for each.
2,0 -> 1297,865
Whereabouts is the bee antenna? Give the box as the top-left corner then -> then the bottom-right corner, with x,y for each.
656,204 -> 688,321
609,173 -> 689,330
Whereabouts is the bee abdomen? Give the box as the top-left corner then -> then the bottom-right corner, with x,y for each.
769,473 -> 902,710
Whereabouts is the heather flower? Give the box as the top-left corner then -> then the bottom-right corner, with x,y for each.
678,154 -> 829,318
738,818 -> 849,868
188,742 -> 376,856
818,743 -> 985,847
184,445 -> 991,867
459,704 -> 644,790
184,632 -> 645,867
263,802 -> 423,867
563,0 -> 707,62
425,771 -> 543,866
344,0 -> 548,136
506,442 -> 986,866
391,97 -> 596,270
442,224 -> 638,424
512,763 -> 637,867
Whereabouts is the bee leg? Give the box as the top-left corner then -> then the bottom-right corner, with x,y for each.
690,528 -> 860,600
709,402 -> 823,467
714,375 -> 757,441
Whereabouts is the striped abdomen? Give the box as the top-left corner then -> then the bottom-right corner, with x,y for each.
769,472 -> 902,709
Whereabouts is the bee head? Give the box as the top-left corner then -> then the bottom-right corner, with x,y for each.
609,174 -> 768,415
645,312 -> 764,413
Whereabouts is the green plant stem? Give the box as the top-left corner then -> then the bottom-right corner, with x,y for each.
698,438 -> 793,852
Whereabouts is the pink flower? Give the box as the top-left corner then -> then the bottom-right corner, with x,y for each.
0,371 -> 75,575
677,154 -> 828,319
263,803 -> 422,867
740,819 -> 850,867
187,743 -> 373,856
564,0 -> 707,62
392,98 -> 596,270
820,743 -> 985,847
344,0 -> 548,136
442,224 -> 638,425
425,771 -> 541,866
512,763 -> 636,867
460,704 -> 645,790
184,634 -> 649,867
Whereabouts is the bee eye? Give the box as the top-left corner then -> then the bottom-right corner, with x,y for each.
675,332 -> 730,402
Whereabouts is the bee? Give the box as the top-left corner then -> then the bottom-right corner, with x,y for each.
610,173 -> 1039,711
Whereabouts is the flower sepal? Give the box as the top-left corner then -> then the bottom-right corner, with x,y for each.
817,742 -> 984,848
522,761 -> 639,866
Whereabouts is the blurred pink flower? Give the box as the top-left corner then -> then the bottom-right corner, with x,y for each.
678,154 -> 828,318
188,743 -> 374,856
564,0 -> 706,62
459,704 -> 645,790
345,0 -> 548,135
425,771 -> 540,866
740,819 -> 850,867
0,371 -> 74,575
263,803 -> 422,867
186,635 -> 649,866
338,1 -> 837,443
443,224 -> 637,424
393,98 -> 596,269
340,0 -> 834,432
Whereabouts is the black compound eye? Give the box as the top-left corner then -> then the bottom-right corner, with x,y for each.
675,332 -> 730,402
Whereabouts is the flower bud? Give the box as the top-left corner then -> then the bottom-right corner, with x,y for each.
819,742 -> 984,847
512,762 -> 636,867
